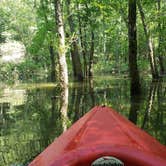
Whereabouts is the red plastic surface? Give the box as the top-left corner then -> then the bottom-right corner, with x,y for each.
29,106 -> 166,166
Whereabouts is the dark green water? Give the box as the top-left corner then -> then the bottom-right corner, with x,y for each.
0,76 -> 166,166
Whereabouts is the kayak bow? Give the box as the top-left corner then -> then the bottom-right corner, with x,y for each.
29,106 -> 166,166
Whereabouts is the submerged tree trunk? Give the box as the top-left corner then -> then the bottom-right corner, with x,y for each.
89,78 -> 95,107
157,0 -> 165,75
88,30 -> 95,77
54,0 -> 68,131
129,95 -> 141,124
128,0 -> 141,96
66,0 -> 83,81
137,0 -> 159,79
60,86 -> 69,132
54,0 -> 68,88
73,86 -> 82,122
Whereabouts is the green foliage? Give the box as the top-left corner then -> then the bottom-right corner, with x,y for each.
29,25 -> 47,54
0,8 -> 9,42
0,63 -> 17,83
0,0 -> 166,82
0,0 -> 36,45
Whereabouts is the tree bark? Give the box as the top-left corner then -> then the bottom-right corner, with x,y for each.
89,30 -> 95,77
54,0 -> 68,132
137,0 -> 159,79
84,3 -> 95,78
128,0 -> 141,96
66,0 -> 83,81
54,0 -> 68,88
78,12 -> 88,77
41,0 -> 56,82
49,43 -> 56,82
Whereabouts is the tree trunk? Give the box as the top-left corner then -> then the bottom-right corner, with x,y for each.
89,30 -> 95,77
78,12 -> 88,77
137,0 -> 159,79
54,0 -> 68,88
89,78 -> 95,107
49,43 -> 56,82
83,27 -> 88,77
41,0 -> 56,82
73,86 -> 82,122
84,3 -> 95,78
128,0 -> 141,96
54,0 -> 68,132
129,95 -> 141,124
66,0 -> 83,81
157,0 -> 165,74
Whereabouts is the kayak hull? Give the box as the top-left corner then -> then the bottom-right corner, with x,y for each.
29,106 -> 166,166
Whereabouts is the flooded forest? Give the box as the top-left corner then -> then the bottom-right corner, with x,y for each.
0,0 -> 166,166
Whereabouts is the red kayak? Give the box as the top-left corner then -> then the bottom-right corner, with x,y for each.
29,106 -> 166,166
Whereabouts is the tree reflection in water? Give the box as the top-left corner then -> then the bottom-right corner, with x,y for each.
60,85 -> 69,132
129,94 -> 141,125
141,81 -> 158,129
0,77 -> 166,166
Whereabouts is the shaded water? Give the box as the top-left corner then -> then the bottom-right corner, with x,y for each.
0,76 -> 166,166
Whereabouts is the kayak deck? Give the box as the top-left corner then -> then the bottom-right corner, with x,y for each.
29,106 -> 166,166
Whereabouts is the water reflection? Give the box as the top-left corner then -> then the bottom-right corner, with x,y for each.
0,77 -> 165,166
141,79 -> 166,145
60,86 -> 69,132
141,81 -> 159,129
129,94 -> 141,124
